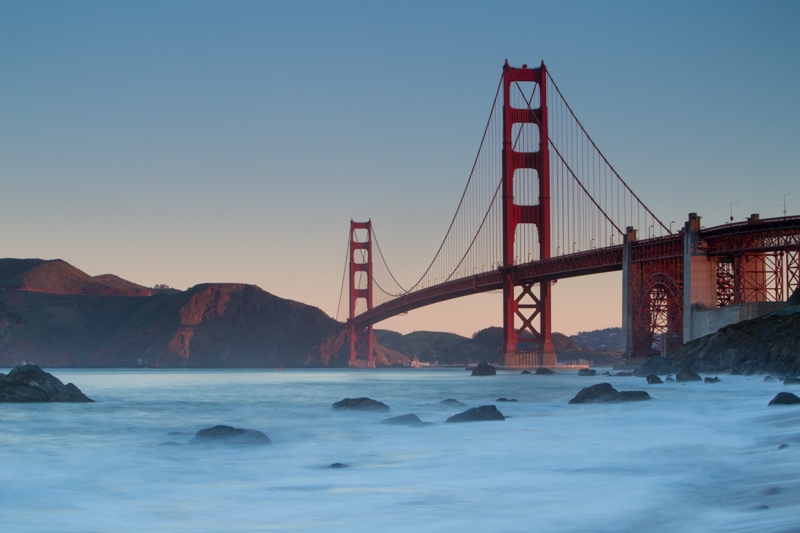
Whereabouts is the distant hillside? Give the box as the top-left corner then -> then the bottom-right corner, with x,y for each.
0,258 -> 368,368
572,327 -> 622,351
376,326 -> 616,366
0,258 -> 152,296
375,330 -> 496,364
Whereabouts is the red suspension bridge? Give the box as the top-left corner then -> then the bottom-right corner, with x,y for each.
338,61 -> 800,368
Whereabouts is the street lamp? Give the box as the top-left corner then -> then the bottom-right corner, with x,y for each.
669,221 -> 675,233
783,193 -> 791,217
730,201 -> 738,222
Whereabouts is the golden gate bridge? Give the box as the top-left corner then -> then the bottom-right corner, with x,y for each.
337,61 -> 800,368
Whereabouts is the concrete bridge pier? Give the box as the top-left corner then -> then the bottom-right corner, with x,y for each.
682,213 -> 717,344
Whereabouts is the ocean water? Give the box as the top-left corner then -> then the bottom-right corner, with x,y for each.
1,368 -> 799,533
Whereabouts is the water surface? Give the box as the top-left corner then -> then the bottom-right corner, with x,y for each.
1,368 -> 798,532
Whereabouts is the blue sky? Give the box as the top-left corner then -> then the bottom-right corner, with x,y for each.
2,1 -> 798,336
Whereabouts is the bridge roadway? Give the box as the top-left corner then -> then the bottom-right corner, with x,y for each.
350,215 -> 800,331
352,245 -> 625,328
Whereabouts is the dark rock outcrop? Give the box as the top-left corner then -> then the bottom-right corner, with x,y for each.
471,362 -> 496,376
445,405 -> 505,423
646,375 -> 663,384
496,397 -> 518,402
568,383 -> 651,404
440,398 -> 466,407
0,364 -> 93,402
784,376 -> 799,385
534,367 -> 556,375
615,372 -> 633,377
332,397 -> 389,411
578,368 -> 597,376
704,376 -> 721,383
634,306 -> 800,376
189,425 -> 271,445
768,392 -> 800,406
676,368 -> 702,382
521,370 -> 532,375
381,413 -> 424,426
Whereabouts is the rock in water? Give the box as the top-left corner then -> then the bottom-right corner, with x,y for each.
332,397 -> 389,411
189,425 -> 271,445
705,376 -> 721,383
445,405 -> 505,423
535,367 -> 556,375
768,392 -> 800,406
0,364 -> 93,402
676,368 -> 702,382
568,383 -> 651,404
521,370 -> 532,375
578,368 -> 597,376
381,413 -> 424,426
646,375 -> 664,384
471,362 -> 496,376
440,398 -> 466,407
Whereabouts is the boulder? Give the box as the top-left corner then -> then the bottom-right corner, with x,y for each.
783,376 -> 799,385
665,376 -> 676,383
0,364 -> 93,402
768,392 -> 800,406
445,405 -> 505,423
381,413 -> 424,426
534,367 -> 556,375
704,376 -> 721,383
332,397 -> 389,411
189,425 -> 271,445
329,462 -> 347,469
439,398 -> 466,407
676,368 -> 702,382
521,370 -> 532,375
615,372 -> 633,377
496,397 -> 518,402
568,383 -> 651,404
578,368 -> 597,376
471,362 -> 497,376
646,375 -> 663,384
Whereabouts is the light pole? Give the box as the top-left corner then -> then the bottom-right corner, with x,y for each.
730,201 -> 738,222
669,220 -> 675,233
783,193 -> 791,217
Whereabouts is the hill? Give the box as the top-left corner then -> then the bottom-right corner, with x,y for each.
0,258 -> 152,296
0,258 -> 360,368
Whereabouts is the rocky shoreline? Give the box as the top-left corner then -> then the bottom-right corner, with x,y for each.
635,303 -> 800,377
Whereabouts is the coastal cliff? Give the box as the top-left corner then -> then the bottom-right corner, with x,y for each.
0,258 -> 356,368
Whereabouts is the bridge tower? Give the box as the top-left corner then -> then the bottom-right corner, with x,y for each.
500,60 -> 556,367
349,220 -> 375,368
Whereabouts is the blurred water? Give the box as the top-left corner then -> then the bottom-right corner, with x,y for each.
1,368 -> 798,532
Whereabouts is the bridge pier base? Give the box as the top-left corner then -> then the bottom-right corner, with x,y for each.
501,351 -> 556,369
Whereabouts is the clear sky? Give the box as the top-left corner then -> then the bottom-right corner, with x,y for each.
2,1 -> 798,337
